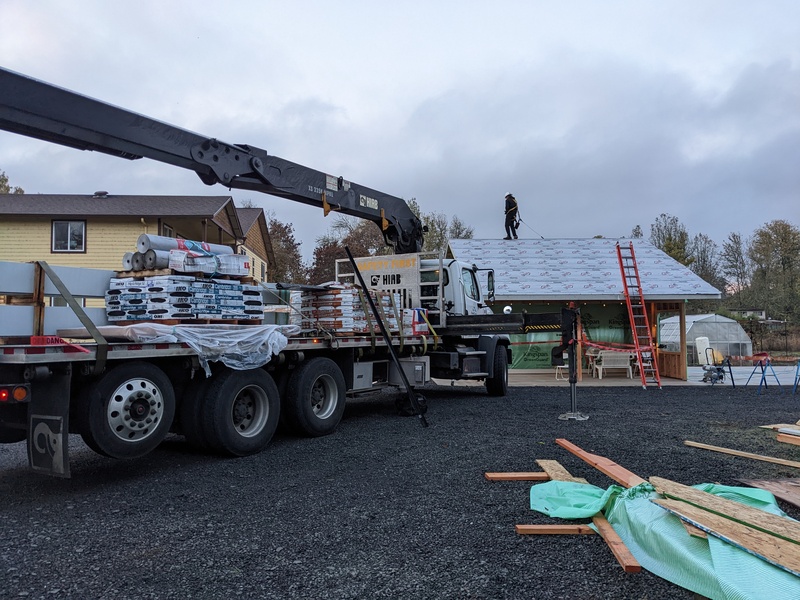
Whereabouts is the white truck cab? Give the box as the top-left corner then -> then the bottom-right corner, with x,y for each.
337,251 -> 496,327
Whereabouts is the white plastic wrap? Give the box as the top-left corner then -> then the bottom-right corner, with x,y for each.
98,323 -> 301,376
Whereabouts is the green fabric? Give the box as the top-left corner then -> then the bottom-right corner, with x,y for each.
529,481 -> 800,600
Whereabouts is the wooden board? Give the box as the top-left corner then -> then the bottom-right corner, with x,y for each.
777,433 -> 800,447
535,459 -> 589,484
759,424 -> 800,431
555,439 -> 647,488
652,498 -> 800,577
515,524 -> 595,535
535,457 -> 641,572
650,476 -> 800,546
484,472 -> 550,482
739,479 -> 800,509
684,440 -> 800,469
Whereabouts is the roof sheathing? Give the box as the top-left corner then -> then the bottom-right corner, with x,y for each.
448,238 -> 721,302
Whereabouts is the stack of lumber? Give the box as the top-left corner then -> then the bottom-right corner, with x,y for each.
650,477 -> 800,576
487,438 -> 800,584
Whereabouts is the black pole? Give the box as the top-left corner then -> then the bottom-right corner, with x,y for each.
344,247 -> 429,427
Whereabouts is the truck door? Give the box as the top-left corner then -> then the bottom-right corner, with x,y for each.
459,267 -> 483,315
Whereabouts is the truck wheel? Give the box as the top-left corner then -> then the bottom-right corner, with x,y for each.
179,376 -> 211,450
201,368 -> 280,456
284,358 -> 346,437
0,425 -> 26,443
79,361 -> 176,459
486,345 -> 509,397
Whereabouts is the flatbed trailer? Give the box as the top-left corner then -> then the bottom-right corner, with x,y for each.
0,259 -> 511,477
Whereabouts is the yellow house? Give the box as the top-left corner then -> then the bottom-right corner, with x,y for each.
0,192 -> 275,282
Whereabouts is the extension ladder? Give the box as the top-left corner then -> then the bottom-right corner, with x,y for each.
616,242 -> 661,389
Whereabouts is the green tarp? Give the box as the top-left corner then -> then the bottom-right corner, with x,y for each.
529,481 -> 800,600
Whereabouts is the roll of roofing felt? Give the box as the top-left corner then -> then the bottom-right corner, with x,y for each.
131,251 -> 145,271
144,249 -> 171,270
137,234 -> 234,255
121,252 -> 134,271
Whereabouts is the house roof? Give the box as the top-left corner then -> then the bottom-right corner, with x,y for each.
0,193 -> 244,239
447,238 -> 721,301
236,207 -> 261,234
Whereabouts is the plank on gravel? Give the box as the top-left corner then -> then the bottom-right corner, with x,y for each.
739,479 -> 800,509
534,457 -> 642,573
535,459 -> 589,484
684,440 -> 800,469
652,499 -> 800,577
777,433 -> 800,447
650,477 -> 800,546
515,524 -> 596,535
555,439 -> 647,488
484,472 -> 551,481
759,424 -> 800,431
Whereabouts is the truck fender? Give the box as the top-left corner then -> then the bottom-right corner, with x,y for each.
478,335 -> 510,378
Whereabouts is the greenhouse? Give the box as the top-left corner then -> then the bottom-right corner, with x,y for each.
659,314 -> 752,364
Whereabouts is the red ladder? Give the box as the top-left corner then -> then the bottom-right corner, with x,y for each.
616,242 -> 661,389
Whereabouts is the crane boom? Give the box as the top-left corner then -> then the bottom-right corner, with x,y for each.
0,67 -> 424,253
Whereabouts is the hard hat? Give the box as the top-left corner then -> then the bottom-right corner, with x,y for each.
505,192 -> 513,198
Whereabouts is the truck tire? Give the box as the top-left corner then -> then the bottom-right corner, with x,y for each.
0,425 -> 26,443
78,361 -> 176,459
284,358 -> 346,437
179,376 -> 212,450
201,368 -> 280,456
486,345 -> 509,397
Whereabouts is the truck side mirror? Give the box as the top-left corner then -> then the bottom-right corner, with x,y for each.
487,271 -> 495,301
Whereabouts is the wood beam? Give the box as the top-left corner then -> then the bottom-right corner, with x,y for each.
555,439 -> 647,488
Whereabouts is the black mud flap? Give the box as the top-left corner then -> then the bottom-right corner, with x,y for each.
27,365 -> 72,478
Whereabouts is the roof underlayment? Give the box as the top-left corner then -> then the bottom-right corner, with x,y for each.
448,238 -> 721,302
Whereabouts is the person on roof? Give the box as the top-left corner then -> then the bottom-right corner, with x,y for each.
503,193 -> 519,240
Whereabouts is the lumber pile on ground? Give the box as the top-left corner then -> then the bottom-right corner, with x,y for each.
488,437 -> 800,584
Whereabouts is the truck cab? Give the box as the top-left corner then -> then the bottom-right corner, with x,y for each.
421,257 -> 495,319
337,251 -> 495,327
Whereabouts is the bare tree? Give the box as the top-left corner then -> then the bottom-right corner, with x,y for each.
649,213 -> 694,265
720,232 -> 751,297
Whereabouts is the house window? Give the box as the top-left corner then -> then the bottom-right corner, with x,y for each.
261,262 -> 266,280
162,223 -> 175,238
52,220 -> 86,252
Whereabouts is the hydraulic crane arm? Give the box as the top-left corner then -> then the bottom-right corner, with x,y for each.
0,67 -> 425,253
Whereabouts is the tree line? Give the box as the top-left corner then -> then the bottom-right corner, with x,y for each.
634,213 -> 800,325
4,168 -> 796,325
264,198 -> 474,285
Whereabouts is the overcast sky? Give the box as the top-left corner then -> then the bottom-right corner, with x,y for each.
1,1 -> 798,260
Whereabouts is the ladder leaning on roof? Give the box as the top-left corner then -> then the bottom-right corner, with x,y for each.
616,242 -> 662,389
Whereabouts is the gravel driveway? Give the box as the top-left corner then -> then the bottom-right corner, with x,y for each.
2,383 -> 799,599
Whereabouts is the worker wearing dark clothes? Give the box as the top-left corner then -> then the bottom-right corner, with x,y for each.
503,193 -> 518,239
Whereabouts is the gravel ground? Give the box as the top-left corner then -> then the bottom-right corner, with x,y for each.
1,383 -> 799,599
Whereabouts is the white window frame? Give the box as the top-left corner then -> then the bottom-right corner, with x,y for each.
52,220 -> 86,253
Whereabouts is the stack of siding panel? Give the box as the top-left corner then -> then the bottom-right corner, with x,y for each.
105,275 -> 264,322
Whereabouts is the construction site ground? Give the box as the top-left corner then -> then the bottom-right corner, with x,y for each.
2,374 -> 800,599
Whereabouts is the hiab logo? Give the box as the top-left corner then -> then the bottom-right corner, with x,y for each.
371,274 -> 402,286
